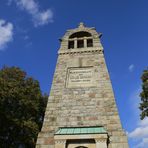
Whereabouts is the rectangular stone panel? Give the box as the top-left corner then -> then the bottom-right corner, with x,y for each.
66,67 -> 95,88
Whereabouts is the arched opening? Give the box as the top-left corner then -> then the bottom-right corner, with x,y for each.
77,40 -> 84,48
87,39 -> 93,47
68,31 -> 93,49
66,139 -> 95,148
69,31 -> 92,38
68,40 -> 74,49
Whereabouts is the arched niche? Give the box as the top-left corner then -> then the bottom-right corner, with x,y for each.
68,31 -> 93,49
69,31 -> 92,38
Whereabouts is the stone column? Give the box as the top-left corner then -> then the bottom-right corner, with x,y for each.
55,139 -> 66,148
74,38 -> 77,48
95,139 -> 107,148
84,37 -> 87,48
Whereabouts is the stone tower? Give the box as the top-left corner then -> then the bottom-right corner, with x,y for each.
36,23 -> 129,148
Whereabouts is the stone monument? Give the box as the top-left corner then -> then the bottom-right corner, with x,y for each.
36,23 -> 129,148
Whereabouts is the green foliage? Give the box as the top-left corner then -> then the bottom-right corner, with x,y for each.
0,66 -> 48,147
139,69 -> 148,120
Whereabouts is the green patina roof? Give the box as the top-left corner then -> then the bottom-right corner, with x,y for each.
55,127 -> 107,135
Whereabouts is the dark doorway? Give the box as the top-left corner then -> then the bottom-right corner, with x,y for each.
66,139 -> 95,148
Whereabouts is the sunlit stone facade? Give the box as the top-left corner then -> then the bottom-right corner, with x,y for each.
36,23 -> 129,148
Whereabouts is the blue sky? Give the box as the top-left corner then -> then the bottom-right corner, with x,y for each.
0,0 -> 148,147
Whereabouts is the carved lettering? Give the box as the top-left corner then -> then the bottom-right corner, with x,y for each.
66,67 -> 94,88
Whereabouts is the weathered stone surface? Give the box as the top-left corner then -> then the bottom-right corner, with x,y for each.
36,23 -> 129,148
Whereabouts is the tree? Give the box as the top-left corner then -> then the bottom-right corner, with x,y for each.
139,69 -> 148,120
0,66 -> 48,147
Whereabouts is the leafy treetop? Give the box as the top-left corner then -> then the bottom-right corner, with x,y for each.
0,66 -> 48,147
139,69 -> 148,120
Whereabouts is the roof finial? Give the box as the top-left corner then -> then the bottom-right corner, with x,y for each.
78,22 -> 85,28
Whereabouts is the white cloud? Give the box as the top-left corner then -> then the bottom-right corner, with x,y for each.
127,87 -> 148,147
139,118 -> 148,126
128,64 -> 135,72
129,87 -> 141,115
33,9 -> 53,27
0,19 -> 13,50
135,138 -> 148,148
128,126 -> 148,138
128,118 -> 148,147
12,0 -> 53,27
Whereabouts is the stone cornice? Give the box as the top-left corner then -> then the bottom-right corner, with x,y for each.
58,48 -> 103,55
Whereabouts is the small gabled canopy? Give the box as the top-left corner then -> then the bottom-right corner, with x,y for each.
55,127 -> 107,135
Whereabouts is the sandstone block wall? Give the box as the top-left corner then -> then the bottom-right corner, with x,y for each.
36,23 -> 129,148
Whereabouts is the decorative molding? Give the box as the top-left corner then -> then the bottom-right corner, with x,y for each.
58,49 -> 103,55
95,138 -> 107,143
55,139 -> 66,144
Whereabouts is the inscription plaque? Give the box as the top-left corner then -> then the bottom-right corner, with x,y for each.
66,67 -> 94,88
